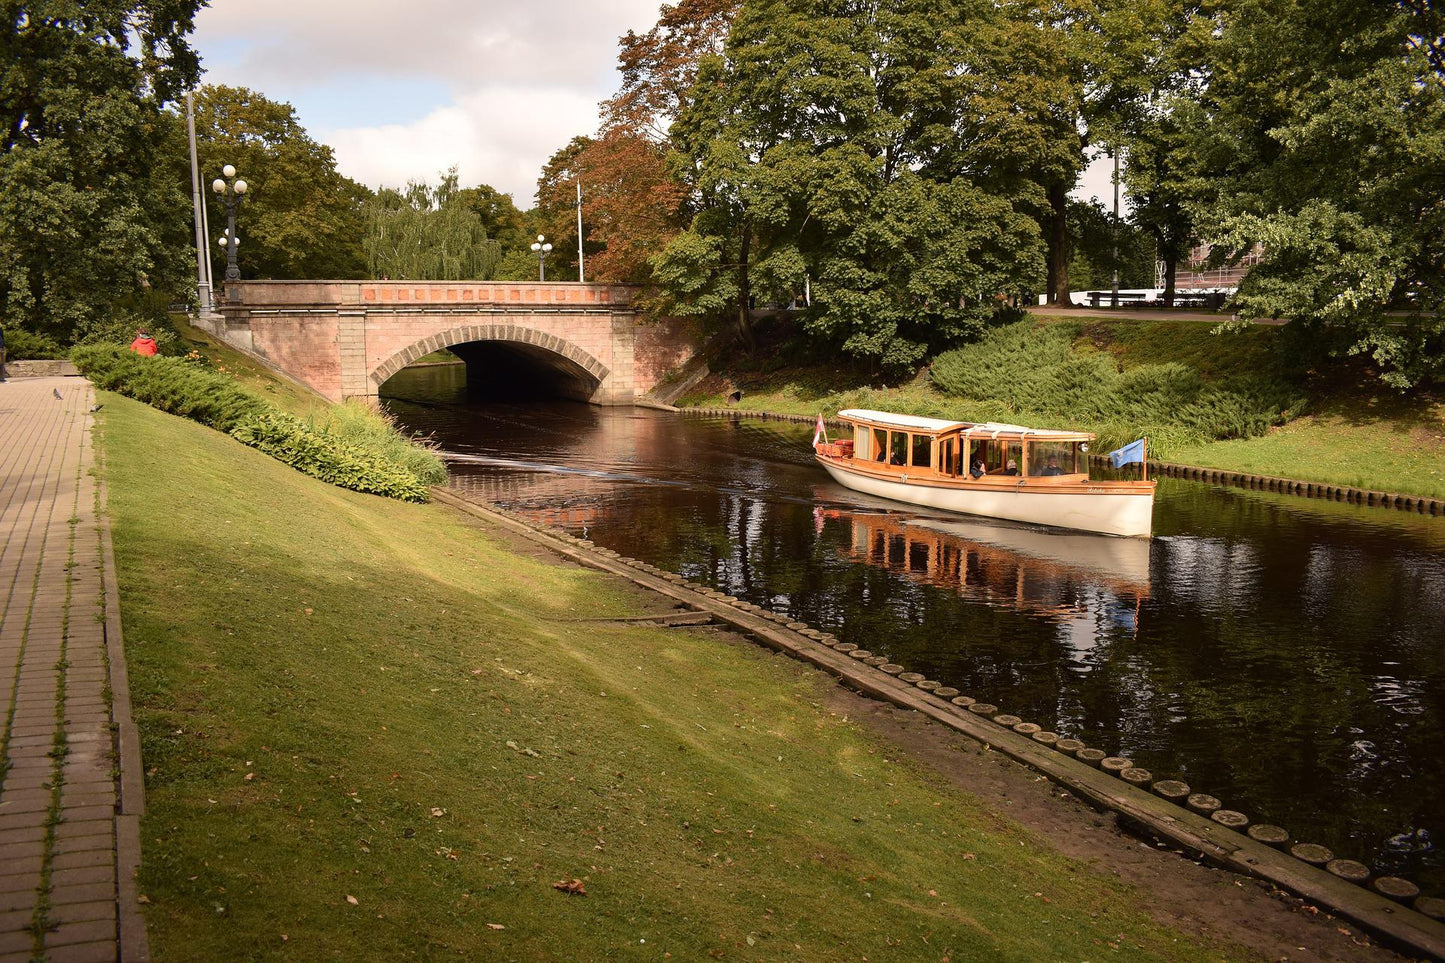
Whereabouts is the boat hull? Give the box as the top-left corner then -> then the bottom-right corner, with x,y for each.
818,458 -> 1154,537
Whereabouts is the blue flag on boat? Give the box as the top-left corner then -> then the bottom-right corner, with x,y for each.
1108,438 -> 1147,468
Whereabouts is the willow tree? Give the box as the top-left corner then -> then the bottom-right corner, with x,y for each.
362,169 -> 503,281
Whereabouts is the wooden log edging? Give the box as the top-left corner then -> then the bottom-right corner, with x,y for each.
678,406 -> 1444,516
1102,456 -> 1445,517
431,487 -> 1445,957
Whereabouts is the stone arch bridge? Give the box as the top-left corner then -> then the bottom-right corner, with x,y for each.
200,281 -> 705,404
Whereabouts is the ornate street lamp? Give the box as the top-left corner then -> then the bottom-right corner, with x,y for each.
211,164 -> 248,282
530,234 -> 553,282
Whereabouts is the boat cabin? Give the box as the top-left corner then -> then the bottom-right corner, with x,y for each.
827,409 -> 1094,482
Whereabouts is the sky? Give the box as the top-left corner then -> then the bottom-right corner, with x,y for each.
191,0 -> 1120,210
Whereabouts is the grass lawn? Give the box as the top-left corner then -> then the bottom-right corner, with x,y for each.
99,393 -> 1250,961
1172,403 -> 1445,499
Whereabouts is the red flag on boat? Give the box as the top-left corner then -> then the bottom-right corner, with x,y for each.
812,413 -> 826,448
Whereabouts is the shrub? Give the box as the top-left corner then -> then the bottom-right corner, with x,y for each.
5,327 -> 67,360
929,321 -> 1306,456
230,414 -> 432,502
72,345 -> 444,501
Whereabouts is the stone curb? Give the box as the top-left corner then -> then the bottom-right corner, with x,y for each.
431,487 -> 1445,959
93,407 -> 151,962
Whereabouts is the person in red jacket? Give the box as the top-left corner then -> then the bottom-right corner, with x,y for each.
129,330 -> 158,356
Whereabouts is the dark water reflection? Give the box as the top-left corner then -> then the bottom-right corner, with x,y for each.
384,365 -> 1445,892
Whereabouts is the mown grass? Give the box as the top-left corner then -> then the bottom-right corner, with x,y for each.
682,316 -> 1445,498
100,393 -> 1250,961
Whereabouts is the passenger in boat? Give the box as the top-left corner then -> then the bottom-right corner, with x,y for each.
970,454 -> 986,478
1040,456 -> 1065,476
1003,459 -> 1019,476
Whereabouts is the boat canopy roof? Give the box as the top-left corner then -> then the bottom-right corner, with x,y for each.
836,409 -> 1094,442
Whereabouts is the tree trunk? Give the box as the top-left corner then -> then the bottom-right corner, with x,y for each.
736,218 -> 755,351
1047,181 -> 1071,305
1163,254 -> 1177,308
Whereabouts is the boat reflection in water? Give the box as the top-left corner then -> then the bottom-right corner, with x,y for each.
818,500 -> 1149,652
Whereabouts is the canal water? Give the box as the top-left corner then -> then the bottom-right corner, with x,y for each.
383,365 -> 1445,894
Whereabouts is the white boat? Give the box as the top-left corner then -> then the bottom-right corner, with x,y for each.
814,409 -> 1155,537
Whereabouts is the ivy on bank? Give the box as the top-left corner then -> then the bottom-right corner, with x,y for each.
72,345 -> 443,502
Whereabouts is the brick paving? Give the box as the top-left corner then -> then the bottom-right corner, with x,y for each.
0,378 -> 147,962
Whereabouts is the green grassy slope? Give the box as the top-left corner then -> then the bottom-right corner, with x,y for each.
100,394 -> 1248,961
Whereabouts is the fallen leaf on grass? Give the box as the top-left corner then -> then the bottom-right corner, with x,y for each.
430,807 -> 446,818
486,923 -> 505,930
552,878 -> 587,896
345,895 -> 359,905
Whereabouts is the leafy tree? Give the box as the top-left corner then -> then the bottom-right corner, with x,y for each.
1182,0 -> 1445,387
1,0 -> 203,344
1067,199 -> 1154,292
362,168 -> 502,281
973,0 -> 1176,306
655,0 -> 1050,367
531,136 -> 592,281
530,1 -> 736,286
606,0 -> 742,138
188,85 -> 369,280
1124,113 -> 1195,305
456,183 -> 529,254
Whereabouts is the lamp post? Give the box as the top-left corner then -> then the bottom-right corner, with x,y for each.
530,234 -> 553,281
211,164 -> 248,282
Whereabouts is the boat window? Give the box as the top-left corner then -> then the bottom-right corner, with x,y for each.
911,434 -> 932,469
939,438 -> 956,476
890,432 -> 908,466
1029,441 -> 1075,476
854,425 -> 871,459
872,428 -> 888,462
1004,442 -> 1022,475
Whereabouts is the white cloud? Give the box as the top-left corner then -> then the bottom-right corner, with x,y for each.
193,0 -> 662,204
323,86 -> 606,204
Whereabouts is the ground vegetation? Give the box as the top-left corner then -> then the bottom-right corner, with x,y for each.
99,391 -> 1264,961
676,314 -> 1445,498
73,343 -> 444,500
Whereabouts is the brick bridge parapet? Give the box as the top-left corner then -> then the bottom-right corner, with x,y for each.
202,280 -> 703,405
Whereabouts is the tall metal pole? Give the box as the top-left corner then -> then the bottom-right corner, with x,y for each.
185,91 -> 212,315
1110,149 -> 1120,308
576,179 -> 585,284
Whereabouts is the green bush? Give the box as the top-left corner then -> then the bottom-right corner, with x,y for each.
4,327 -> 67,360
72,345 -> 443,501
308,402 -> 448,487
230,414 -> 432,502
929,321 -> 1306,456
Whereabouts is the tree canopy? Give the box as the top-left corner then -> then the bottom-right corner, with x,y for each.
1177,0 -> 1445,387
186,85 -> 370,280
1,0 -> 203,344
362,169 -> 503,281
652,0 -> 1053,367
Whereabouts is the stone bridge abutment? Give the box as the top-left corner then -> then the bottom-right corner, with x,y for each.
200,280 -> 704,405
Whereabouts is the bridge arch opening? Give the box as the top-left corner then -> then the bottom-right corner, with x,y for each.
372,325 -> 610,403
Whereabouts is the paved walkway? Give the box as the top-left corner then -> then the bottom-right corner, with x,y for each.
0,377 -> 146,962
